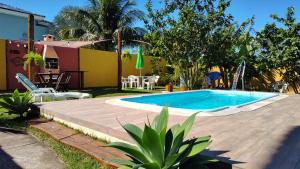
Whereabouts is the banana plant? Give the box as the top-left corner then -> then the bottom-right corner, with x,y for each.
0,89 -> 33,119
108,107 -> 215,169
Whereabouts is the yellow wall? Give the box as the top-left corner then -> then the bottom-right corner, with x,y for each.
79,49 -> 156,88
210,66 -> 299,93
0,39 -> 6,90
80,48 -> 118,88
122,55 -> 153,77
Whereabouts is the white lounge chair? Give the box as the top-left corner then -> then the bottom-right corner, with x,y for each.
16,73 -> 90,102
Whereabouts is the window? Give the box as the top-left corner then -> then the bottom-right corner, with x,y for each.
45,58 -> 58,69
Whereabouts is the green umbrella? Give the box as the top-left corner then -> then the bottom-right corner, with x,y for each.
135,46 -> 144,76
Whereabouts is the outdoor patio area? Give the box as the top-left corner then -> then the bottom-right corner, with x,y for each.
38,94 -> 300,169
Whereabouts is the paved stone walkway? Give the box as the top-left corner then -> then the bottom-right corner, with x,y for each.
0,128 -> 64,169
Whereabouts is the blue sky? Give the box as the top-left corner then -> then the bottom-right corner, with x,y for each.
0,0 -> 299,31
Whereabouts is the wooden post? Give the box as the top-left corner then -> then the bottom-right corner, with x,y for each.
117,30 -> 122,91
28,14 -> 34,80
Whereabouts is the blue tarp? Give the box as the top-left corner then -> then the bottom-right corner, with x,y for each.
207,72 -> 221,86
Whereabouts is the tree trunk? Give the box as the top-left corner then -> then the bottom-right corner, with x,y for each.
220,67 -> 228,88
117,31 -> 122,91
292,81 -> 299,94
28,14 -> 34,80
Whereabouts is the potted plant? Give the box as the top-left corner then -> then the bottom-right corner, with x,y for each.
180,76 -> 188,91
23,51 -> 45,80
165,81 -> 173,92
163,73 -> 173,92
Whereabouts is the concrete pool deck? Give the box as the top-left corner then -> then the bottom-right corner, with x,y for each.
38,94 -> 300,169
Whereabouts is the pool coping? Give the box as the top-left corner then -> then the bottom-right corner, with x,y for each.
105,89 -> 289,116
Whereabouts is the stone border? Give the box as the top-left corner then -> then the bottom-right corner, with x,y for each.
28,119 -> 128,169
40,112 -> 129,144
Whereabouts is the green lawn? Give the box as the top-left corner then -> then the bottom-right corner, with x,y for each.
30,128 -> 106,169
78,86 -> 179,98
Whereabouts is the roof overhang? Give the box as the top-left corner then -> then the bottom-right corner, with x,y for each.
38,41 -> 101,48
0,7 -> 45,20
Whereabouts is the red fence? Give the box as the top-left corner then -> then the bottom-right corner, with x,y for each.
5,41 -> 80,90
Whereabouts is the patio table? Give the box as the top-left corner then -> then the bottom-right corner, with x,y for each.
37,73 -> 60,88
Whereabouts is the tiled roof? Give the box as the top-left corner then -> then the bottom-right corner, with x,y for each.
0,3 -> 44,17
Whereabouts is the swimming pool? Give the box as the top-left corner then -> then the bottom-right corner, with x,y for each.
121,90 -> 278,111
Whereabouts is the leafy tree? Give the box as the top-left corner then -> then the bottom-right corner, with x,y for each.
52,0 -> 145,50
256,7 -> 300,93
144,0 -> 252,89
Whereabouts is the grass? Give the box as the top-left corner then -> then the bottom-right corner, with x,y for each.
78,86 -> 179,98
30,128 -> 106,169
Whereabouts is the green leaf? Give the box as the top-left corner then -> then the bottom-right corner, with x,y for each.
152,106 -> 169,148
107,142 -> 150,164
188,136 -> 211,157
152,106 -> 169,133
109,159 -> 135,167
179,113 -> 198,137
118,166 -> 131,169
169,130 -> 184,155
142,125 -> 164,165
163,154 -> 180,169
164,129 -> 173,158
136,162 -> 161,169
122,124 -> 143,146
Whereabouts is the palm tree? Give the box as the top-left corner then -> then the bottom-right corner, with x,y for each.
52,0 -> 145,46
52,0 -> 146,90
51,6 -> 86,40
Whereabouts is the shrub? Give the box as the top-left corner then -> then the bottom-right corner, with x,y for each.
108,107 -> 215,169
0,89 -> 33,119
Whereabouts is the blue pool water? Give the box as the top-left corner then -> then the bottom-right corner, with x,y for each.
121,90 -> 278,111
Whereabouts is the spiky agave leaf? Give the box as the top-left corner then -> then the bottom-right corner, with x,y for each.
108,108 -> 214,169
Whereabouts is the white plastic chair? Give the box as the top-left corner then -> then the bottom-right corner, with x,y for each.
128,75 -> 139,88
271,81 -> 289,93
154,75 -> 160,85
122,77 -> 130,89
144,76 -> 156,90
16,73 -> 90,102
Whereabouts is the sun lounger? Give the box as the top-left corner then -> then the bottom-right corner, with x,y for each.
16,73 -> 90,102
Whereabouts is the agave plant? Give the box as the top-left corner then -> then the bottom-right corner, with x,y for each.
108,107 -> 215,169
0,89 -> 33,119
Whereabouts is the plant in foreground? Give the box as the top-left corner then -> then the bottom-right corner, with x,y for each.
0,89 -> 33,119
108,107 -> 215,169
